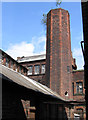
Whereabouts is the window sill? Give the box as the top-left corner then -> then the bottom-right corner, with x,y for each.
27,73 -> 45,76
73,93 -> 85,96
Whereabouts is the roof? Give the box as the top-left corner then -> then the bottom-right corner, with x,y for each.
0,64 -> 66,101
17,54 -> 46,63
0,49 -> 28,71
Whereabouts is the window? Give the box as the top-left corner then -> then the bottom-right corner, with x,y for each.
19,67 -> 22,73
27,66 -> 33,75
6,58 -> 9,67
76,82 -> 83,94
41,64 -> 45,74
10,61 -> 13,69
72,82 -> 74,95
34,65 -> 40,75
67,66 -> 70,73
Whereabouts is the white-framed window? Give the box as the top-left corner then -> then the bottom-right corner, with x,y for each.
41,64 -> 45,74
34,65 -> 40,75
76,82 -> 83,94
27,66 -> 33,75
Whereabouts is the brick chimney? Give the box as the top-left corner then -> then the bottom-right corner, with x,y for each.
45,8 -> 73,99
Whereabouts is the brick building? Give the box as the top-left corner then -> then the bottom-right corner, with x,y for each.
0,7 -> 86,120
0,49 -> 28,75
1,62 -> 72,120
17,8 -> 86,119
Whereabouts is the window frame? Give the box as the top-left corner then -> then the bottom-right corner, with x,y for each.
34,65 -> 40,75
27,66 -> 33,75
6,58 -> 9,67
10,60 -> 13,69
76,82 -> 83,94
67,66 -> 70,73
41,64 -> 45,74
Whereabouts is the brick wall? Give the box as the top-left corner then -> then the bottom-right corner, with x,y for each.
19,60 -> 46,85
46,8 -> 73,99
72,70 -> 85,101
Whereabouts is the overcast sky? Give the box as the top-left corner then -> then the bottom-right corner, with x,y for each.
1,1 -> 84,69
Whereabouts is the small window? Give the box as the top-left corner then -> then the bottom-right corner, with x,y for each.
6,58 -> 9,67
19,67 -> 22,73
72,82 -> 74,95
67,66 -> 70,73
34,65 -> 40,75
76,82 -> 83,94
27,66 -> 33,75
41,64 -> 45,74
10,61 -> 13,69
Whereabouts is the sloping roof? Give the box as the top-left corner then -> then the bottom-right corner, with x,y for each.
0,49 -> 28,71
0,64 -> 66,101
17,54 -> 46,63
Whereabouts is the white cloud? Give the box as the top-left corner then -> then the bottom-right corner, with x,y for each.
5,41 -> 34,60
38,35 -> 46,44
5,32 -> 84,70
31,35 -> 46,54
5,35 -> 46,60
73,48 -> 84,70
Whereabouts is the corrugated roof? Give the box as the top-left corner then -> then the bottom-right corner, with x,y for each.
0,64 -> 66,101
17,54 -> 46,63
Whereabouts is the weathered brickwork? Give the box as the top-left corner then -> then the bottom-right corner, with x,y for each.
19,60 -> 46,85
46,8 -> 73,99
72,70 -> 85,101
16,8 -> 85,119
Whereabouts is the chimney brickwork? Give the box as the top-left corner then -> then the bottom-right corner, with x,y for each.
46,8 -> 73,99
